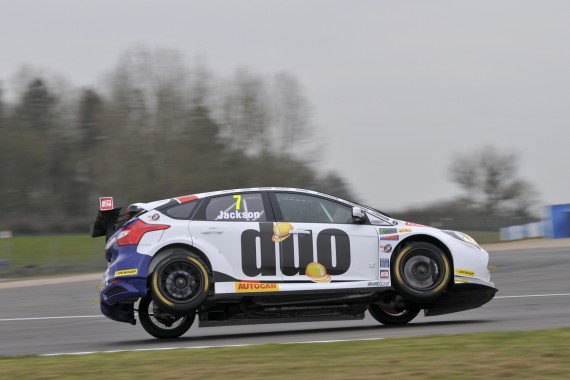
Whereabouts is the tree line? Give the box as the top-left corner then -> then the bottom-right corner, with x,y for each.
0,47 -> 352,234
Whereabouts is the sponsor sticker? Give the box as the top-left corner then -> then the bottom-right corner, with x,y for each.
241,223 -> 351,277
305,261 -> 331,283
380,235 -> 399,241
398,228 -> 412,233
383,245 -> 393,253
114,268 -> 138,277
151,213 -> 160,221
99,197 -> 114,211
175,194 -> 198,203
378,228 -> 398,235
380,270 -> 390,279
455,268 -> 475,277
380,258 -> 390,268
405,222 -> 429,228
235,282 -> 280,292
370,218 -> 392,226
368,281 -> 390,287
272,222 -> 294,243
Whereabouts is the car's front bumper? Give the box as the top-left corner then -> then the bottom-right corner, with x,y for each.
424,282 -> 498,316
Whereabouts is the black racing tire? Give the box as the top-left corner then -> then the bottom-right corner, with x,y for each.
392,241 -> 451,303
368,304 -> 421,325
138,296 -> 195,339
150,249 -> 210,316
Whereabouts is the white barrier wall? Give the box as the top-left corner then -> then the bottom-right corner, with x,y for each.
500,221 -> 544,241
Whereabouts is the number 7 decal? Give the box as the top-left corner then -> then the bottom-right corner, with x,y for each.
233,194 -> 242,210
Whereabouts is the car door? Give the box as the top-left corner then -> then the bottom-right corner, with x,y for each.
189,191 -> 280,284
269,191 -> 379,283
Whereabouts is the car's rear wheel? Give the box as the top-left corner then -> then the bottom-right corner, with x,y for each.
368,304 -> 420,325
392,241 -> 451,303
138,296 -> 195,339
150,249 -> 210,316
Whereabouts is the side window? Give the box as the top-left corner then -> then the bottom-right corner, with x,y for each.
275,193 -> 352,224
164,201 -> 198,219
205,193 -> 267,222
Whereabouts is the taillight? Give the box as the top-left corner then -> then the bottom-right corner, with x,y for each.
116,219 -> 170,246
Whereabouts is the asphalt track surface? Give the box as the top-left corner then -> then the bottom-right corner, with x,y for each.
1,247 -> 569,356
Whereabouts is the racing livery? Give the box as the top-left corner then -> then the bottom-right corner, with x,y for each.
92,188 -> 497,338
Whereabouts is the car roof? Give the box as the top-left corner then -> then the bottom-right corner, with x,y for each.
194,187 -> 345,201
132,187 -> 352,212
130,187 -> 393,224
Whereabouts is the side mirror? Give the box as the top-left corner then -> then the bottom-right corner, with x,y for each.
352,207 -> 367,224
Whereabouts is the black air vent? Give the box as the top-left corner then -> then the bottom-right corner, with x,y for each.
105,286 -> 127,298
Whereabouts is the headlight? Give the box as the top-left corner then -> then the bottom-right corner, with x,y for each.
443,230 -> 481,249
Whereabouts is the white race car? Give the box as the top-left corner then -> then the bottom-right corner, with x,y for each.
92,188 -> 497,338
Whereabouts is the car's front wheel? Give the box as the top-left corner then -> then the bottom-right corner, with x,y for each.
392,241 -> 451,303
368,304 -> 420,325
138,296 -> 195,339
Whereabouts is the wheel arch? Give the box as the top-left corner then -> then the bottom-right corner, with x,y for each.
147,243 -> 214,280
393,234 -> 455,290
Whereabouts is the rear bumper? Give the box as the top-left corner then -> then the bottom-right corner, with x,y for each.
424,283 -> 498,317
100,278 -> 147,305
99,278 -> 147,324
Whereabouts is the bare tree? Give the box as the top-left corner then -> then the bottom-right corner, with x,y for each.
218,68 -> 270,155
0,45 -> 355,233
269,72 -> 312,157
448,146 -> 538,216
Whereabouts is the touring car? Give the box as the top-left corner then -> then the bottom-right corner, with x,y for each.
92,188 -> 497,339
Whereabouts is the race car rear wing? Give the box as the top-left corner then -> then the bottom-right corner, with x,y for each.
91,197 -> 147,240
92,207 -> 122,240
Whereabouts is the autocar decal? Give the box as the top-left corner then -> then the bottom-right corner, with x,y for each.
235,282 -> 279,292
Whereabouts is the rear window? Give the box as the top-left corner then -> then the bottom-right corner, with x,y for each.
164,202 -> 198,219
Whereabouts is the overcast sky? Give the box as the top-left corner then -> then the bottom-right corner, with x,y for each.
1,0 -> 569,211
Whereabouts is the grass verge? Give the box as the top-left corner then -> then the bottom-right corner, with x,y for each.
1,329 -> 569,379
0,234 -> 103,267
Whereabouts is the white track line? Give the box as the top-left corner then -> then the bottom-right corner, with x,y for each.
494,293 -> 570,299
40,337 -> 386,356
0,315 -> 103,322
